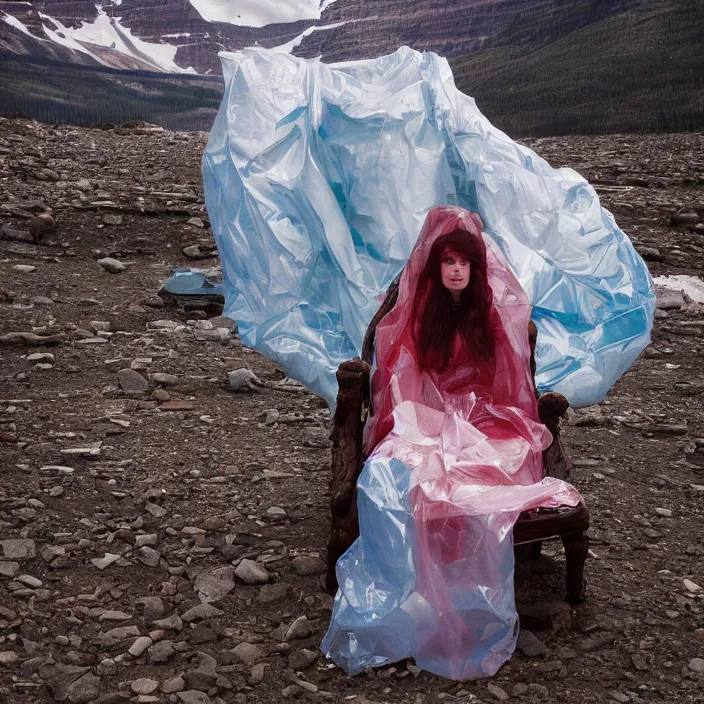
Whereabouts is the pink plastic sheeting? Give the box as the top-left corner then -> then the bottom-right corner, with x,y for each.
323,206 -> 582,679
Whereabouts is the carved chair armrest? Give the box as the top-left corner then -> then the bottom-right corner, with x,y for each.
327,359 -> 371,593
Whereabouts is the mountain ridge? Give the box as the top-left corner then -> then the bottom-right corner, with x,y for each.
0,0 -> 643,75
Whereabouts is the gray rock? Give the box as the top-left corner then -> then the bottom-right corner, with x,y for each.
208,316 -> 236,330
230,642 -> 262,666
103,214 -> 123,226
176,692 -> 212,704
535,659 -> 563,674
130,678 -> 159,695
136,596 -> 165,620
96,659 -> 117,676
655,288 -> 685,310
0,606 -> 17,620
639,246 -> 664,262
671,210 -> 700,224
117,369 -> 149,394
128,636 -> 152,657
487,683 -> 508,702
144,295 -> 165,309
0,538 -> 36,559
181,603 -> 223,623
136,546 -> 161,567
265,506 -> 287,521
259,582 -> 292,605
281,684 -> 301,699
235,559 -> 269,585
689,657 -> 704,673
99,610 -> 131,622
149,640 -> 176,663
285,616 -> 313,641
288,648 -> 318,671
290,555 -> 326,576
195,565 -> 236,603
134,534 -> 158,548
162,676 -> 186,693
1,223 -> 34,243
91,553 -> 121,570
29,212 -> 56,239
684,579 -> 702,593
183,670 -> 217,692
151,372 -> 178,386
152,613 -> 183,631
516,629 -> 549,658
26,352 -> 55,363
187,217 -> 205,228
97,257 -> 125,274
289,676 -> 317,694
47,665 -> 91,701
199,516 -> 226,531
219,544 -> 246,562
30,296 -> 54,308
0,561 -> 20,578
527,684 -> 550,700
228,368 -> 263,393
182,244 -> 215,260
68,673 -> 101,704
100,626 -> 140,648
249,662 -> 266,684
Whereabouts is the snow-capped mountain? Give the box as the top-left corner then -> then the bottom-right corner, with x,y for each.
0,0 -> 642,75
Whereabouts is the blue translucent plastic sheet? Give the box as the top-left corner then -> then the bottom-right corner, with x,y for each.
202,46 -> 654,409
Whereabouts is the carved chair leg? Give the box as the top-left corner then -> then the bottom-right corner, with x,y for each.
562,531 -> 588,604
326,359 -> 370,595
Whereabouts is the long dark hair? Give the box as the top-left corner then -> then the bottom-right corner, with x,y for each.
412,230 -> 495,371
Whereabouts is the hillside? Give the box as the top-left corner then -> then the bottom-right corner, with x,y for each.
451,0 -> 704,136
0,0 -> 641,74
0,54 -> 222,131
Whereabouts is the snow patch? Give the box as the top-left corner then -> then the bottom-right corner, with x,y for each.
40,13 -> 104,63
2,12 -> 41,39
269,20 -> 348,54
189,0 -> 338,28
653,275 -> 704,304
39,8 -> 196,74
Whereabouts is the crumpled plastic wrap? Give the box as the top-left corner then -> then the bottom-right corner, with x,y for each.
321,207 -> 582,679
202,45 -> 654,408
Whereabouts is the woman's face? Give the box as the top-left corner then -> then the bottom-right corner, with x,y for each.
440,248 -> 471,299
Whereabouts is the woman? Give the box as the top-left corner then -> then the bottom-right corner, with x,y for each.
322,206 -> 581,680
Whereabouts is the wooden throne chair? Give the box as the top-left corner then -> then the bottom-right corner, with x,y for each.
326,277 -> 589,604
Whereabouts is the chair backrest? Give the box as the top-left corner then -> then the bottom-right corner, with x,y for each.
361,275 -> 401,367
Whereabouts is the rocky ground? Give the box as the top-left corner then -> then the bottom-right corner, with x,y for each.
0,117 -> 703,704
